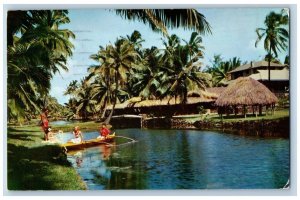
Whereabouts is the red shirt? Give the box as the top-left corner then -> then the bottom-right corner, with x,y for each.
40,113 -> 49,128
100,127 -> 110,137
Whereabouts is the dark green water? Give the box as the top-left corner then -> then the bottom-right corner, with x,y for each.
61,129 -> 289,190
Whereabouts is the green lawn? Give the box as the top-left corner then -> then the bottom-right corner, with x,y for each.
7,126 -> 87,190
53,121 -> 103,132
182,109 -> 289,123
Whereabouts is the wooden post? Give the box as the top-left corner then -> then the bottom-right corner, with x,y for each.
234,106 -> 237,116
255,106 -> 258,117
243,105 -> 246,118
259,105 -> 262,116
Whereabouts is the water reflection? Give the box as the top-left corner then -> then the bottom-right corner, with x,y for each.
66,129 -> 289,190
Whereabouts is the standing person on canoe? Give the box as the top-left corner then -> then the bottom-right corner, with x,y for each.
97,123 -> 111,140
40,108 -> 50,141
70,126 -> 84,144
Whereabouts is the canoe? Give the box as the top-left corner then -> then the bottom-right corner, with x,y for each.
61,133 -> 115,151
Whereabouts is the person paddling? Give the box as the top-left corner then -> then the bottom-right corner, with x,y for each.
97,123 -> 111,140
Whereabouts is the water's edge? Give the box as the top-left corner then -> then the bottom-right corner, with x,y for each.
109,117 -> 289,138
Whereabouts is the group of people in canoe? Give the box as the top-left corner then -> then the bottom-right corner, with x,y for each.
70,124 -> 111,144
40,108 -> 111,143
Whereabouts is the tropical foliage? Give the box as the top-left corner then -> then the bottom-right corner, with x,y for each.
255,9 -> 289,81
7,10 -> 75,123
66,31 -> 211,122
205,55 -> 245,86
115,9 -> 211,36
8,9 -> 213,123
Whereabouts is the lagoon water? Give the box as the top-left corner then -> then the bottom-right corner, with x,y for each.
61,129 -> 289,189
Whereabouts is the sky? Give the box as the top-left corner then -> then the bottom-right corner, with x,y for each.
50,7 -> 288,104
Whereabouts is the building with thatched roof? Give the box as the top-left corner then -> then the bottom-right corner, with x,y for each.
206,87 -> 226,96
215,77 -> 278,117
106,90 -> 218,116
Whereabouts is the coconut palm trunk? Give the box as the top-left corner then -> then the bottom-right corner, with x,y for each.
104,69 -> 119,124
268,45 -> 272,83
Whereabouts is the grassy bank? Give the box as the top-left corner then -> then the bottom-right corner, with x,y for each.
7,126 -> 87,190
54,121 -> 109,132
182,109 -> 289,123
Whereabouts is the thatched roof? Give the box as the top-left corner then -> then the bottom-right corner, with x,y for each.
206,87 -> 226,96
187,89 -> 218,99
215,77 -> 278,106
107,94 -> 216,110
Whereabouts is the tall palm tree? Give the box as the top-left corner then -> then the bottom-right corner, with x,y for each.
64,98 -> 78,120
90,76 -> 114,119
122,30 -> 145,55
7,41 -> 52,121
255,10 -> 289,82
75,79 -> 98,120
115,9 -> 212,36
64,80 -> 79,96
104,39 -> 139,123
168,51 -> 207,104
129,47 -> 163,99
7,10 -> 74,122
183,32 -> 204,61
159,32 -> 207,103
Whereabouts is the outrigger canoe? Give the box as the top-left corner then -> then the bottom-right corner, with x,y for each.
61,133 -> 116,151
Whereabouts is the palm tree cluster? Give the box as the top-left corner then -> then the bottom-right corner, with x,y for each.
205,55 -> 245,87
65,31 -> 211,122
7,10 -> 75,122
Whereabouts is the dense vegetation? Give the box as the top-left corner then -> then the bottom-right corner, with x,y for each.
7,10 -> 75,124
7,9 -> 213,124
65,31 -> 212,122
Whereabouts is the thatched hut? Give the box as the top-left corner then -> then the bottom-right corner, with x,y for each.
215,77 -> 278,117
106,90 -> 218,116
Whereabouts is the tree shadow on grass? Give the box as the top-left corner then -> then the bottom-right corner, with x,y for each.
7,134 -> 38,142
7,127 -> 43,142
7,143 -> 74,190
8,127 -> 40,133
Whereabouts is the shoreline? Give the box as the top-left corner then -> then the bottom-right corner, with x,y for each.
109,115 -> 289,138
7,126 -> 87,190
6,115 -> 289,190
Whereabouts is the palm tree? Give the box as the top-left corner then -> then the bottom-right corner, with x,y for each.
148,33 -> 207,104
122,30 -> 145,55
64,80 -> 79,96
7,10 -> 74,122
129,47 -> 163,99
75,79 -> 98,120
64,98 -> 78,120
204,55 -> 244,86
104,39 -> 139,123
255,10 -> 289,82
115,9 -> 212,36
168,51 -> 207,103
89,76 -> 114,119
183,32 -> 204,61
7,41 -> 52,121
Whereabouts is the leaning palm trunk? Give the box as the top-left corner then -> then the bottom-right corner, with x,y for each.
104,69 -> 119,124
104,101 -> 116,124
101,105 -> 107,119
